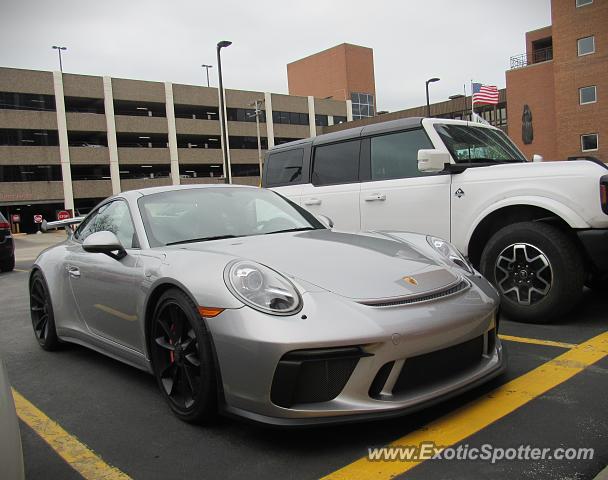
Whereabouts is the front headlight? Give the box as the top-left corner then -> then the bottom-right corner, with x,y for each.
427,236 -> 474,274
225,260 -> 302,315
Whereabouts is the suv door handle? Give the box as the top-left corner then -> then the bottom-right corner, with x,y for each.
303,198 -> 322,206
66,266 -> 81,278
364,193 -> 386,202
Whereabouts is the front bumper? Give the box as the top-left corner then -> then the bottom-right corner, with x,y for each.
578,229 -> 608,272
207,274 -> 505,426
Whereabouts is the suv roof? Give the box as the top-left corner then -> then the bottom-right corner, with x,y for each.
272,117 -> 425,151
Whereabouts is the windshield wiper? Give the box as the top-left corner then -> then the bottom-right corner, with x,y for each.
166,235 -> 239,246
264,227 -> 318,235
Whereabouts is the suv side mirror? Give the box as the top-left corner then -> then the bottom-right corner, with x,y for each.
418,149 -> 450,173
532,154 -> 543,162
83,231 -> 126,260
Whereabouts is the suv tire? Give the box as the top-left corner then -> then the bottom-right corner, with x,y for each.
480,222 -> 584,323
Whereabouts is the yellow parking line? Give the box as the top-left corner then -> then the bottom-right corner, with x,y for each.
498,334 -> 577,349
14,268 -> 29,273
321,330 -> 608,480
12,388 -> 131,480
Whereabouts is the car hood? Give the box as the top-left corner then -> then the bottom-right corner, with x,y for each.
172,229 -> 460,300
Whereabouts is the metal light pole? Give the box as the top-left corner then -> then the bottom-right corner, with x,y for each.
52,45 -> 67,73
425,77 -> 440,117
201,64 -> 213,87
216,40 -> 232,184
248,99 -> 265,184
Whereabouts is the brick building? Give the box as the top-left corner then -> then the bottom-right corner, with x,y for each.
506,0 -> 607,161
287,44 -> 376,121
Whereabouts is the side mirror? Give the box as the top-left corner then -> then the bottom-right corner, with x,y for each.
418,149 -> 450,173
317,214 -> 334,229
532,154 -> 543,162
83,231 -> 126,260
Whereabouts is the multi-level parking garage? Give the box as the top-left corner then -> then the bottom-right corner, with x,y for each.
0,67 -> 350,232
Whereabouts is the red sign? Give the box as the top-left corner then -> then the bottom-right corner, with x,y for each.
57,210 -> 71,221
33,214 -> 43,224
11,214 -> 21,223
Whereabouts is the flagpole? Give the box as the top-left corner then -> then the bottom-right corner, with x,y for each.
470,79 -> 475,119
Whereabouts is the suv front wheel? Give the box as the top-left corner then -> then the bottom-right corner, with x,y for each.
480,222 -> 584,323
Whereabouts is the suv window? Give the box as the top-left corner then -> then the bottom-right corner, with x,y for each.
370,129 -> 434,180
265,148 -> 304,186
75,200 -> 139,248
312,140 -> 360,186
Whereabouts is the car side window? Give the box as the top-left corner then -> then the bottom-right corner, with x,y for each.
312,140 -> 360,186
370,129 -> 434,180
265,148 -> 304,186
75,201 -> 138,248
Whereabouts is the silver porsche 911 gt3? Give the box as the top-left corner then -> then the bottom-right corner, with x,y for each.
31,185 -> 504,426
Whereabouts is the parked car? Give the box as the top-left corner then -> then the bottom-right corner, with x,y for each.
263,117 -> 608,323
0,212 -> 15,272
0,356 -> 25,480
33,185 -> 504,426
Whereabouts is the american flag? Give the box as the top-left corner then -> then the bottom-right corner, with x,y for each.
472,83 -> 499,105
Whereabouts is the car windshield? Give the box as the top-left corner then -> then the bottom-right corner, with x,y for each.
434,124 -> 527,163
138,187 -> 324,247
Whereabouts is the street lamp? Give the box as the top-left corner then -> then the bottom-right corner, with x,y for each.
52,45 -> 67,73
216,40 -> 232,184
201,64 -> 213,87
425,77 -> 440,117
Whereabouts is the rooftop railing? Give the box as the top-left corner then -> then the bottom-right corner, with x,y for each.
510,47 -> 553,69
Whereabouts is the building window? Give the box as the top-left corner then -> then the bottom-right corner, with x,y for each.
272,111 -> 308,126
227,108 -> 265,123
351,92 -> 374,120
579,86 -> 597,104
0,92 -> 56,112
581,133 -> 598,151
577,36 -> 595,56
0,129 -> 59,146
333,115 -> 347,124
576,0 -> 592,6
70,165 -> 111,181
315,114 -> 328,127
0,165 -> 62,182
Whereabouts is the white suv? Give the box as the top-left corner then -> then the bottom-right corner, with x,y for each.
263,117 -> 608,323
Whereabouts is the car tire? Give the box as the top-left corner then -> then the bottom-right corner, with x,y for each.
149,288 -> 218,424
480,222 -> 584,324
0,255 -> 15,272
29,271 -> 60,350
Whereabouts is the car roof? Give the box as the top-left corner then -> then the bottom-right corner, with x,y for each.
271,117 -> 425,151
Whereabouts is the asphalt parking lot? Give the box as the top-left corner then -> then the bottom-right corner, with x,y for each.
0,232 -> 607,480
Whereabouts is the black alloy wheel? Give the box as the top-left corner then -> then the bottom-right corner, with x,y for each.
150,288 -> 217,423
29,271 -> 60,350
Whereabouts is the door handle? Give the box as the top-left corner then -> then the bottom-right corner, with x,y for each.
303,198 -> 322,206
66,266 -> 81,278
364,193 -> 386,202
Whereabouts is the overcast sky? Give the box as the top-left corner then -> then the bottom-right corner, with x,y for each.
0,0 -> 551,112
